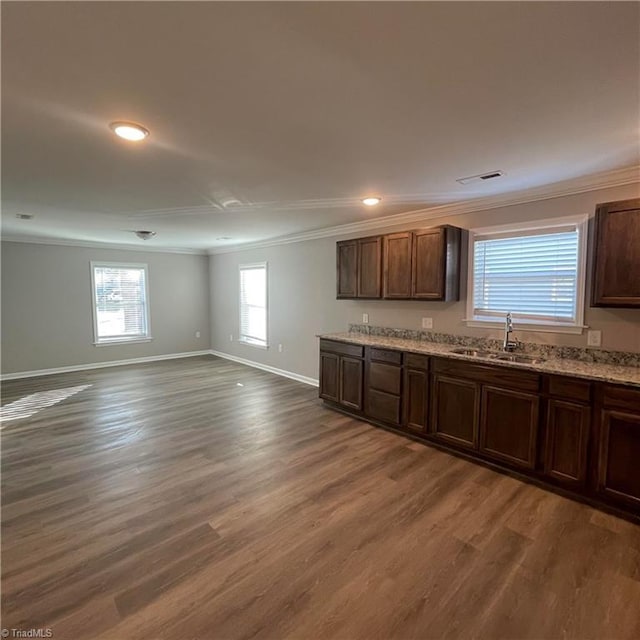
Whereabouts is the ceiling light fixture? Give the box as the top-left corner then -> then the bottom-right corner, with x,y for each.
134,230 -> 156,240
16,213 -> 34,220
216,236 -> 232,241
110,121 -> 149,142
362,197 -> 382,206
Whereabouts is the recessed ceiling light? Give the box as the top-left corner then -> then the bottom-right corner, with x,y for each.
362,197 -> 382,206
110,121 -> 149,142
16,213 -> 34,220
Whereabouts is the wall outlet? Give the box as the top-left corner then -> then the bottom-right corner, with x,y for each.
422,317 -> 433,329
229,334 -> 233,342
587,330 -> 602,347
278,343 -> 283,353
195,331 -> 201,339
362,313 -> 369,324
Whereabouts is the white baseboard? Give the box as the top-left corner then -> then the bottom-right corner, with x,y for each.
210,350 -> 319,387
1,350 -> 212,381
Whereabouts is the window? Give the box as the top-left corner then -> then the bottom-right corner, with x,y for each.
239,263 -> 268,347
91,262 -> 151,344
466,216 -> 588,333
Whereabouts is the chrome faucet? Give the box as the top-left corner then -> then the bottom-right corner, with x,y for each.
503,312 -> 518,352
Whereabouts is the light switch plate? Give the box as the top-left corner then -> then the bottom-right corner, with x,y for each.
422,317 -> 433,329
278,344 -> 283,352
362,313 -> 369,324
195,331 -> 201,338
587,330 -> 602,347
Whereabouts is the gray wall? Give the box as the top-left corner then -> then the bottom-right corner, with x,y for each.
210,183 -> 640,381
1,242 -> 210,374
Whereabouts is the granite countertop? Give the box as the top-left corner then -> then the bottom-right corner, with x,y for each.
318,332 -> 640,389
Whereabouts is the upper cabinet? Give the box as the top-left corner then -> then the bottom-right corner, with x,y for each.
337,236 -> 382,299
412,227 -> 461,300
383,232 -> 413,298
338,225 -> 462,301
591,198 -> 640,307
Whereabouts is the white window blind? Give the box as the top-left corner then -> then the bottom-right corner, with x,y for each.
471,225 -> 583,325
239,264 -> 267,347
91,263 -> 150,343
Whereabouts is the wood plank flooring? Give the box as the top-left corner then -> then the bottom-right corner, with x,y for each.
2,355 -> 640,640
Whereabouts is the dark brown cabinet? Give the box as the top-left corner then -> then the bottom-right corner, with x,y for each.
319,339 -> 640,519
319,340 -> 364,411
412,227 -> 461,301
480,386 -> 539,470
336,237 -> 382,299
338,225 -> 461,301
431,375 -> 480,449
544,399 -> 590,487
403,355 -> 429,435
597,384 -> 640,508
383,232 -> 412,298
591,198 -> 640,307
365,349 -> 402,425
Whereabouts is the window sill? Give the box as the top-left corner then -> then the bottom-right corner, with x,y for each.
237,339 -> 269,350
462,320 -> 586,335
94,337 -> 153,346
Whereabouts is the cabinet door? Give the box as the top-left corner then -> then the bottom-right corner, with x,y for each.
340,356 -> 363,411
383,232 -> 412,298
480,386 -> 539,469
430,375 -> 480,449
544,399 -> 590,487
592,199 -> 640,307
411,228 -> 445,299
336,240 -> 358,299
357,237 -> 381,298
598,410 -> 640,507
404,368 -> 429,435
319,352 -> 339,403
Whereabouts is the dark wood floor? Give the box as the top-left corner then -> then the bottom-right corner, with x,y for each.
1,355 -> 639,640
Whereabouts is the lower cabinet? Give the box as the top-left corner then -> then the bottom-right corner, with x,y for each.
366,354 -> 402,426
403,367 -> 429,435
430,375 -> 480,449
544,399 -> 590,487
319,341 -> 640,519
319,340 -> 364,411
598,409 -> 640,508
340,356 -> 364,410
480,386 -> 539,470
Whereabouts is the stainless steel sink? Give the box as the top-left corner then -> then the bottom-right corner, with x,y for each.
450,348 -> 545,365
490,353 -> 546,364
450,348 -> 494,358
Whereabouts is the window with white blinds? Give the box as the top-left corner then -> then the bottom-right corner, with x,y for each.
91,263 -> 150,343
239,263 -> 268,347
468,218 -> 587,329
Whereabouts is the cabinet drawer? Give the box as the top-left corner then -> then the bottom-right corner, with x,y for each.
602,384 -> 640,412
544,376 -> 591,403
319,340 -> 364,358
369,347 -> 402,364
368,362 -> 402,395
366,389 -> 401,425
432,358 -> 540,392
405,353 -> 429,371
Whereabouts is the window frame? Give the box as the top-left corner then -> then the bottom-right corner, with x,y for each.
238,261 -> 269,349
465,215 -> 589,335
90,261 -> 152,346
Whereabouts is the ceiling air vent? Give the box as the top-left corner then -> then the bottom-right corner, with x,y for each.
456,170 -> 505,185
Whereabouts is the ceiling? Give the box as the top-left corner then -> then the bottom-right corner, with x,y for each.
2,1 -> 639,251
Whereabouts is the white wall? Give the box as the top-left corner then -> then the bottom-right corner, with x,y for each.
209,183 -> 640,381
1,242 -> 210,374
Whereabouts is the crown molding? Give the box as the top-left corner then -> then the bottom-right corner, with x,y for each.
208,165 -> 640,255
0,235 -> 207,255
